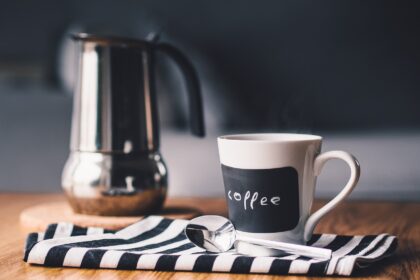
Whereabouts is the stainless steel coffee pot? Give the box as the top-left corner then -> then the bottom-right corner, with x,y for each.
62,33 -> 204,216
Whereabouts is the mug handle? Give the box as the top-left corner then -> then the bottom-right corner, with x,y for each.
303,151 -> 360,242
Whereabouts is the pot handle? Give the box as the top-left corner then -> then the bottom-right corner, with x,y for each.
155,42 -> 205,137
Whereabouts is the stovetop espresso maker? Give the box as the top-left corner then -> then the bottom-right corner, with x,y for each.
62,33 -> 204,216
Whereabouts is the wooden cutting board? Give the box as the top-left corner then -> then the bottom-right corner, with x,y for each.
20,201 -> 201,232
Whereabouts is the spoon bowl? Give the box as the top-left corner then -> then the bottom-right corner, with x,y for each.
185,215 -> 235,253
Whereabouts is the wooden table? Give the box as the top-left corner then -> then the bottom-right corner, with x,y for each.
0,193 -> 418,279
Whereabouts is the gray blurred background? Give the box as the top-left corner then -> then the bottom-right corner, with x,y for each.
0,0 -> 419,200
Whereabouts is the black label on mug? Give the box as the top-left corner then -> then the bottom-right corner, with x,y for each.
222,165 -> 300,233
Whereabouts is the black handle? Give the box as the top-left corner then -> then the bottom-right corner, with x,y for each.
155,42 -> 205,137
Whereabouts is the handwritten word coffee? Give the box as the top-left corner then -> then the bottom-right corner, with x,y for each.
227,190 -> 281,210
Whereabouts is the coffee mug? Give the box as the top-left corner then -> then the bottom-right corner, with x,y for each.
217,133 -> 360,256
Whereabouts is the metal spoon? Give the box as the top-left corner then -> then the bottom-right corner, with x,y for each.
185,215 -> 332,259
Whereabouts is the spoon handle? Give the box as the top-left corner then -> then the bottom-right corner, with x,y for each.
237,236 -> 332,259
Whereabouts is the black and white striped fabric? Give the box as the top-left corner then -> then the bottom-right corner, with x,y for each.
24,216 -> 397,276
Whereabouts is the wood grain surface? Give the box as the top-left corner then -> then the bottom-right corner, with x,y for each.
19,201 -> 200,232
0,193 -> 418,279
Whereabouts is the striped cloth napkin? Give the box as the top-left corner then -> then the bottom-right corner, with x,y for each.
24,215 -> 397,276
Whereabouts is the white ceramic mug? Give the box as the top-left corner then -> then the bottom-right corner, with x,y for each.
217,133 -> 360,256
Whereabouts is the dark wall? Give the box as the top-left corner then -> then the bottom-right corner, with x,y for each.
1,0 -> 420,131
